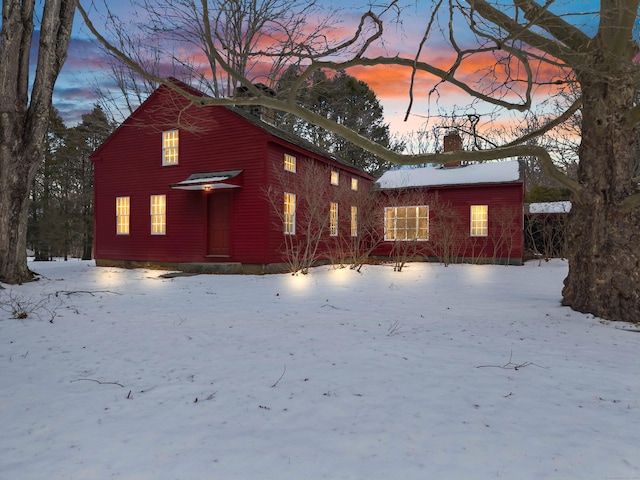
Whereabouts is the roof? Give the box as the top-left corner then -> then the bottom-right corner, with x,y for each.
375,160 -> 523,190
174,77 -> 375,178
226,106 -> 372,176
91,77 -> 374,180
528,201 -> 572,214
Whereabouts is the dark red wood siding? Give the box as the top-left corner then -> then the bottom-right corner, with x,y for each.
92,83 -> 375,267
373,181 -> 525,264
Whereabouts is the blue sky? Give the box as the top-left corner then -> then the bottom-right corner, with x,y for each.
51,0 -> 613,136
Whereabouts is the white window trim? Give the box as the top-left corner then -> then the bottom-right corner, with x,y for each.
150,195 -> 167,235
116,196 -> 130,235
330,170 -> 339,186
351,178 -> 358,191
470,205 -> 489,237
284,192 -> 296,235
330,202 -> 338,236
384,205 -> 429,241
350,206 -> 358,237
162,130 -> 179,166
284,153 -> 296,173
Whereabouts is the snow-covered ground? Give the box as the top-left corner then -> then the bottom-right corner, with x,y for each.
1,259 -> 638,480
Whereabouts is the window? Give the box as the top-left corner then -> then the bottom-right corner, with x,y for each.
329,202 -> 338,236
284,153 -> 296,172
116,196 -> 130,235
150,195 -> 167,235
330,170 -> 339,185
284,192 -> 296,234
470,205 -> 488,236
351,178 -> 358,191
384,206 -> 429,241
162,130 -> 179,165
350,206 -> 358,237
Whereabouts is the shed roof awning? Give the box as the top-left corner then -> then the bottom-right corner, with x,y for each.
170,170 -> 243,190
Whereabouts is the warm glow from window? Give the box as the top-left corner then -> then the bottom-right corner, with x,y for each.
150,195 -> 167,234
116,196 -> 130,235
470,205 -> 488,236
162,130 -> 179,165
330,170 -> 339,185
284,153 -> 296,172
351,178 -> 358,191
330,202 -> 338,236
384,206 -> 429,241
350,206 -> 358,237
284,192 -> 296,234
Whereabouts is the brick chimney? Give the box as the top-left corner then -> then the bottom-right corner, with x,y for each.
234,83 -> 276,124
443,131 -> 462,167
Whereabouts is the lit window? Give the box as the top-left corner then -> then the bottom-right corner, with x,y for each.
351,178 -> 358,191
384,206 -> 429,241
150,195 -> 166,235
330,170 -> 339,185
162,130 -> 179,165
330,202 -> 338,236
284,192 -> 296,234
284,153 -> 296,172
116,196 -> 130,235
350,206 -> 358,237
470,205 -> 488,236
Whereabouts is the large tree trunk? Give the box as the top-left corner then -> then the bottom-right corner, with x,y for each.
562,45 -> 640,323
0,0 -> 75,284
0,149 -> 40,283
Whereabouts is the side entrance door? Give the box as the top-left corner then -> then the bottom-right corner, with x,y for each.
207,191 -> 231,256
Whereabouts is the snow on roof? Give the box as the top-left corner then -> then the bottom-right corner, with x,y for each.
376,160 -> 522,189
528,201 -> 572,214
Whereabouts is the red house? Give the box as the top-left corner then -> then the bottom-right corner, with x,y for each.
373,135 -> 525,265
91,79 -> 375,273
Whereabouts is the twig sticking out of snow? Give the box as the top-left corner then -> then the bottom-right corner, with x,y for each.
271,365 -> 286,388
70,378 -> 125,387
476,351 -> 548,370
53,290 -> 121,297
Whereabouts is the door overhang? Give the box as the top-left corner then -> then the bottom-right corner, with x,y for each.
170,170 -> 243,191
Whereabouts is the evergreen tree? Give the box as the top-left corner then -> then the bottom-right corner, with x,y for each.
277,68 -> 402,177
69,105 -> 114,260
28,105 -> 114,260
28,110 -> 69,260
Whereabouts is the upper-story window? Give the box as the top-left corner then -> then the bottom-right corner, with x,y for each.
330,170 -> 339,185
284,153 -> 296,172
351,178 -> 358,191
162,130 -> 179,166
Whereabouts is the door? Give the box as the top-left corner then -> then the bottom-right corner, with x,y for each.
207,191 -> 231,256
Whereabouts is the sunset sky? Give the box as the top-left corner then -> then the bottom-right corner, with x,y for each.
52,0 -> 607,140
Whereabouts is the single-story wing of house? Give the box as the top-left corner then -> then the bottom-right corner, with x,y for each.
372,139 -> 526,265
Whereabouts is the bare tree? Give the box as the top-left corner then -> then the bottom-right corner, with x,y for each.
426,193 -> 467,266
264,161 -> 333,274
491,205 -> 521,265
77,1 -> 640,322
0,0 -> 76,284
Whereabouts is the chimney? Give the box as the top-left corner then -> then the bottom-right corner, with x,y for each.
443,131 -> 462,167
234,83 -> 276,124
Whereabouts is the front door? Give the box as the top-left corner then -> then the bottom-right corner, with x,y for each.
207,191 -> 231,256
